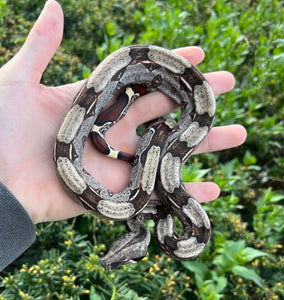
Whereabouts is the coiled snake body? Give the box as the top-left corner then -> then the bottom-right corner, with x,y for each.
54,45 -> 216,269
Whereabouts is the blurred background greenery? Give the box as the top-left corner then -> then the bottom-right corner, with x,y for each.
0,0 -> 283,299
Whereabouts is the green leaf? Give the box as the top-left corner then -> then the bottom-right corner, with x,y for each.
82,66 -> 91,79
90,286 -> 103,300
215,276 -> 227,293
273,38 -> 284,47
240,247 -> 268,263
271,193 -> 284,203
182,164 -> 211,182
106,22 -> 116,36
243,151 -> 257,165
181,261 -> 210,281
223,240 -> 245,262
232,265 -> 262,287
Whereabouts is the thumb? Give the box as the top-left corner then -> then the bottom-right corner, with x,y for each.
3,0 -> 63,84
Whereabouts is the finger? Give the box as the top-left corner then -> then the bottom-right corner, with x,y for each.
204,71 -> 235,95
173,49 -> 236,95
4,0 -> 63,83
106,69 -> 237,153
117,70 -> 235,129
173,46 -> 205,65
184,182 -> 220,203
54,47 -> 205,101
151,182 -> 220,203
194,124 -> 247,154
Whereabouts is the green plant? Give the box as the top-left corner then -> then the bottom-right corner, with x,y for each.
1,0 -> 284,299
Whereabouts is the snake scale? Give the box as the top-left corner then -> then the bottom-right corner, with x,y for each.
54,45 -> 216,270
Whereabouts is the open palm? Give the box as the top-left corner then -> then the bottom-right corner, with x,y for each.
0,0 -> 246,224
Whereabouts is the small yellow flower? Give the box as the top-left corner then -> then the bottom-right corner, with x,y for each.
18,291 -> 28,299
237,278 -> 243,284
20,264 -> 28,272
167,280 -> 175,287
19,291 -> 25,297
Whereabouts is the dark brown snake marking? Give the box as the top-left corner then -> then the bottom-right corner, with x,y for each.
54,45 -> 216,269
91,84 -> 148,162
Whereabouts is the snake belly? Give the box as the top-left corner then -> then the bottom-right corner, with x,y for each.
54,45 -> 216,269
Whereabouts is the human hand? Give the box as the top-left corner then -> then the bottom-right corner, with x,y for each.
0,0 -> 246,224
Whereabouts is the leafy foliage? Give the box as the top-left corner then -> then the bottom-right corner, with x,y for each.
0,0 -> 283,299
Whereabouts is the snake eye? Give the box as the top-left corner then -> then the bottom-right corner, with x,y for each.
151,74 -> 162,88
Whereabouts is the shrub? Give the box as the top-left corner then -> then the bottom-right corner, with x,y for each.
0,0 -> 283,299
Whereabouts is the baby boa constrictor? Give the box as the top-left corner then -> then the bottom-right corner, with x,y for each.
54,45 -> 216,270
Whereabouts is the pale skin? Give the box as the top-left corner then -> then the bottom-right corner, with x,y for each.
0,0 -> 246,224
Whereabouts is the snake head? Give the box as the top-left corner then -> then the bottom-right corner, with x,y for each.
100,220 -> 151,270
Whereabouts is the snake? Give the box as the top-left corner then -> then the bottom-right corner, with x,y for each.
54,45 -> 216,270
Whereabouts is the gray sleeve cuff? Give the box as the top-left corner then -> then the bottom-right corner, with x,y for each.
0,181 -> 35,271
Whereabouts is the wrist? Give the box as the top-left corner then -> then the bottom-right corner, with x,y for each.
0,175 -> 36,224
